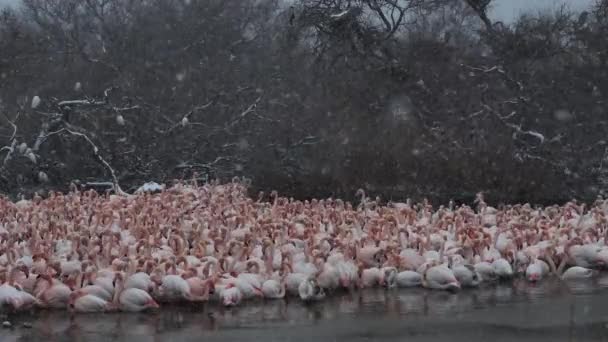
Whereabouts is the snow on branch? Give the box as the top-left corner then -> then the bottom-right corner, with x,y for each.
57,99 -> 106,107
290,135 -> 319,148
228,97 -> 262,127
480,104 -> 545,145
505,123 -> 545,144
42,128 -> 128,196
461,64 -> 524,91
330,10 -> 350,19
1,112 -> 21,167
176,156 -> 238,171
113,105 -> 141,112
160,101 -> 214,134
461,64 -> 501,73
1,140 -> 17,167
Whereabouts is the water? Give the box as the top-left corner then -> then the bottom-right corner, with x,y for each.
4,278 -> 608,342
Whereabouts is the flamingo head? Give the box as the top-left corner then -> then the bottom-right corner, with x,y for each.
446,281 -> 461,292
67,291 -> 83,311
382,268 -> 397,288
373,250 -> 386,266
339,276 -> 350,288
527,272 -> 540,282
146,298 -> 160,309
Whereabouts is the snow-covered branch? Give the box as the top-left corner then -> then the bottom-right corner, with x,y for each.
461,64 -> 524,91
160,101 -> 214,134
228,97 -> 262,127
330,10 -> 350,20
113,105 -> 141,112
505,123 -> 545,144
1,140 -> 17,168
481,104 -> 545,145
461,64 -> 501,73
290,135 -> 319,148
176,156 -> 238,171
1,112 -> 21,167
42,128 -> 128,196
57,99 -> 106,107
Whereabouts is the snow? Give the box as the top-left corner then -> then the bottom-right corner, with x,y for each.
116,114 -> 125,126
237,138 -> 249,151
17,142 -> 27,154
553,109 -> 573,121
31,96 -> 41,109
38,171 -> 49,183
57,99 -> 104,106
25,149 -> 36,164
526,130 -> 545,144
388,95 -> 415,123
330,10 -> 349,19
135,182 -> 165,194
506,123 -> 545,144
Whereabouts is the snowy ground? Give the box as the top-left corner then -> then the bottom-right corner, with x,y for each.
3,277 -> 608,342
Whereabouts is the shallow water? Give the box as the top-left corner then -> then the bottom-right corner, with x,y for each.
4,277 -> 608,342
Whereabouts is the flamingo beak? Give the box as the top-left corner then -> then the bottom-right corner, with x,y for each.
147,299 -> 160,309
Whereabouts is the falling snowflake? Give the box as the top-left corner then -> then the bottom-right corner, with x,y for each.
553,109 -> 573,122
388,95 -> 415,123
237,138 -> 249,150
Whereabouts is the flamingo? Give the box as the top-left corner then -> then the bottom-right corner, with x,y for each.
35,274 -> 72,309
262,278 -> 286,299
2,179 -> 608,313
68,292 -> 112,313
422,264 -> 460,291
395,270 -> 422,287
298,277 -> 325,302
220,283 -> 243,307
113,273 -> 159,312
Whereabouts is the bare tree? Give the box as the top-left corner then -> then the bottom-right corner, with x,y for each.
1,0 -> 606,204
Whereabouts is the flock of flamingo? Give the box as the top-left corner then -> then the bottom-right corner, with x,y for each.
1,179 -> 607,314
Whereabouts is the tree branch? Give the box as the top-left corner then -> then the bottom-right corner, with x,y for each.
0,112 -> 21,167
42,128 -> 128,196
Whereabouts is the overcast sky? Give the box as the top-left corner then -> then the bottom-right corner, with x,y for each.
0,0 -> 596,22
491,0 -> 594,22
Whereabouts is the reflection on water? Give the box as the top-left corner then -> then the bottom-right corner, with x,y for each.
3,278 -> 608,342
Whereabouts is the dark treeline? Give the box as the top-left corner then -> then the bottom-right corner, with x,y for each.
1,0 -> 607,205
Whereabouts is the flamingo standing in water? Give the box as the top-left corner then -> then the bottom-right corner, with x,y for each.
422,264 -> 460,291
299,277 -> 325,301
0,181 -> 606,314
113,273 -> 159,312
